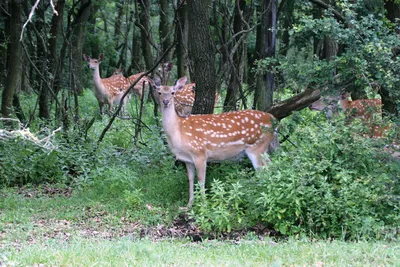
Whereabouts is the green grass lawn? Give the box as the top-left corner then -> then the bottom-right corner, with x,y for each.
2,238 -> 399,266
1,187 -> 399,266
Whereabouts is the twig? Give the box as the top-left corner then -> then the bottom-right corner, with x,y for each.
20,0 -> 40,41
20,0 -> 59,41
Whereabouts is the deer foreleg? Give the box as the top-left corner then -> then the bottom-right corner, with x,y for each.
185,162 -> 196,208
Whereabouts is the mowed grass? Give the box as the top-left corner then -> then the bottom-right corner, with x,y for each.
1,187 -> 399,266
2,238 -> 400,267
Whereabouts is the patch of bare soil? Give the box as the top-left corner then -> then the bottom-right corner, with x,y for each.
17,185 -> 72,198
10,187 -> 278,244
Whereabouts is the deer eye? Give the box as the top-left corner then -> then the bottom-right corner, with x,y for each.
171,92 -> 175,95
158,92 -> 161,95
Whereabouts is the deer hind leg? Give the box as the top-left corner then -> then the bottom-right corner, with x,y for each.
245,133 -> 276,170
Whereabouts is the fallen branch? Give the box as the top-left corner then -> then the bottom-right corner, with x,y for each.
0,118 -> 61,150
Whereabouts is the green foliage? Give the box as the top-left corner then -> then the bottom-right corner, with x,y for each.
0,137 -> 93,186
190,111 -> 400,240
190,178 -> 247,234
251,115 -> 400,239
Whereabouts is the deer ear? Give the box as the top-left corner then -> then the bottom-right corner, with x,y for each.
174,76 -> 187,91
99,53 -> 104,62
151,76 -> 162,88
166,62 -> 173,71
83,54 -> 90,62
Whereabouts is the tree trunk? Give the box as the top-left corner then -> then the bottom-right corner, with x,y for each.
137,0 -> 154,71
176,0 -> 189,79
187,0 -> 217,114
280,0 -> 295,56
223,0 -> 247,112
37,3 -> 50,121
254,0 -> 277,112
159,0 -> 172,62
48,0 -> 64,104
71,0 -> 91,95
1,0 -> 22,120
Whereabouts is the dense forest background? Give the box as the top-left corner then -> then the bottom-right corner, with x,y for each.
1,0 -> 399,125
0,0 -> 399,239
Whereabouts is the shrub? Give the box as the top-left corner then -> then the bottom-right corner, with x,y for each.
250,117 -> 400,239
190,113 -> 400,240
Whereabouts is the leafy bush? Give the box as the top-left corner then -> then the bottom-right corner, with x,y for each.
190,112 -> 400,240
191,178 -> 247,234
0,136 -> 97,187
251,115 -> 399,239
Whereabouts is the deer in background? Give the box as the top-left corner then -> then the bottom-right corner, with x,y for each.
174,83 -> 219,117
112,68 -> 151,100
83,54 -> 132,115
153,76 -> 279,208
309,91 -> 386,138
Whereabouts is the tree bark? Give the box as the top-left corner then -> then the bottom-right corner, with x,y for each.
267,88 -> 321,120
159,0 -> 172,62
1,0 -> 22,120
37,3 -> 50,121
223,0 -> 247,112
137,0 -> 154,71
254,0 -> 277,112
280,0 -> 295,56
187,0 -> 217,114
176,0 -> 189,79
70,0 -> 91,95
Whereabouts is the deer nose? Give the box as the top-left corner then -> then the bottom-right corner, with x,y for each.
163,99 -> 169,106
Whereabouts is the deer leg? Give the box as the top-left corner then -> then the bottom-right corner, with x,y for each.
185,162 -> 196,208
245,150 -> 263,170
99,102 -> 105,115
193,157 -> 207,193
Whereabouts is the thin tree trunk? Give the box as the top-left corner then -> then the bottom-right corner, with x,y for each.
254,0 -> 277,111
176,0 -> 188,78
37,3 -> 50,121
137,0 -> 154,70
159,0 -> 172,62
224,0 -> 247,112
70,0 -> 91,95
1,0 -> 22,121
187,0 -> 217,114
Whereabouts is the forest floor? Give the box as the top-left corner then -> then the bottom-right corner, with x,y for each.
1,185 -> 399,266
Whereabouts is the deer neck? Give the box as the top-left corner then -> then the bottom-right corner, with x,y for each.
161,101 -> 183,148
92,65 -> 107,95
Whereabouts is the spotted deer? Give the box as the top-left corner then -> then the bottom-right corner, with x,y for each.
112,68 -> 125,76
112,68 -> 151,100
126,72 -> 151,100
339,92 -> 382,121
174,83 -> 219,117
310,91 -> 386,138
153,76 -> 279,208
83,54 -> 131,115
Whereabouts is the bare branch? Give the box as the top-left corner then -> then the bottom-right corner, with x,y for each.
20,0 -> 41,41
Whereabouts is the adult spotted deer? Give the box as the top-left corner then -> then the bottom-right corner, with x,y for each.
153,76 -> 279,208
174,83 -> 219,117
83,54 -> 131,115
126,73 -> 151,100
310,91 -> 386,138
339,92 -> 382,121
112,68 -> 150,100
